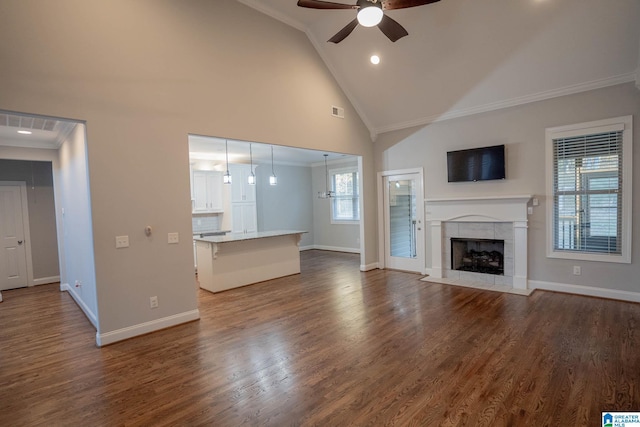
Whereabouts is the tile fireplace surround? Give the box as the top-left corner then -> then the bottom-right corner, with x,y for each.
425,195 -> 532,292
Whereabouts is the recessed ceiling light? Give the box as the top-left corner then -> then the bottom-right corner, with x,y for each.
370,55 -> 380,65
17,130 -> 32,135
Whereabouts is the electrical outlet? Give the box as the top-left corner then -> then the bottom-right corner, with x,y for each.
168,232 -> 179,244
115,235 -> 129,249
573,266 -> 581,276
527,206 -> 533,215
150,296 -> 158,309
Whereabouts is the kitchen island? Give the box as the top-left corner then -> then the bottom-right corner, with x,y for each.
194,230 -> 306,293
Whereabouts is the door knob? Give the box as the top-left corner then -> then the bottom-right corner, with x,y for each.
18,240 -> 23,245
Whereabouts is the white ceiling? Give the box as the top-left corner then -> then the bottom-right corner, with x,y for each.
0,112 -> 77,150
239,0 -> 640,137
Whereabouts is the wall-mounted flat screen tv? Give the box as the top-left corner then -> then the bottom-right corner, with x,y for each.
447,144 -> 506,182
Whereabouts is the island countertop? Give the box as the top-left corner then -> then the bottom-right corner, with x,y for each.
194,230 -> 306,244
195,230 -> 307,293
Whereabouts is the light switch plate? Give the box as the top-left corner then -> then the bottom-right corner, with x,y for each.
168,232 -> 179,244
115,235 -> 129,248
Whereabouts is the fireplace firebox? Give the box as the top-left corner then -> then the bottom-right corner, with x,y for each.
451,238 -> 504,275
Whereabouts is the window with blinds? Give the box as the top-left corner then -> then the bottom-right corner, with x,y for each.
331,168 -> 360,223
546,116 -> 632,263
553,131 -> 622,254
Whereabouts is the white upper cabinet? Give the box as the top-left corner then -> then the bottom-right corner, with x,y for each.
192,170 -> 223,213
231,203 -> 257,234
229,164 -> 256,203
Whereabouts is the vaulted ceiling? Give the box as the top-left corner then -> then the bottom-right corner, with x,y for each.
239,0 -> 640,138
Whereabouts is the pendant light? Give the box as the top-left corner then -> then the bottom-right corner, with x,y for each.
318,154 -> 334,198
223,139 -> 232,184
248,143 -> 256,185
269,145 -> 277,186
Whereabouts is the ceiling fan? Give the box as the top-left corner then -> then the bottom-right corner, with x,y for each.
297,0 -> 441,43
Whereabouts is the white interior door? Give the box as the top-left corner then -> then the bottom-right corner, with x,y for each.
0,183 -> 29,290
383,173 -> 425,273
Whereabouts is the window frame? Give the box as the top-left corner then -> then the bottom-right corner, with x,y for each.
545,115 -> 632,263
329,166 -> 360,224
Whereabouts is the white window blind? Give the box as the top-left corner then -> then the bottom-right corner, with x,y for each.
331,170 -> 359,222
552,130 -> 622,255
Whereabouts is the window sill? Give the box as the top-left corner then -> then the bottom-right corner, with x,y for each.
547,250 -> 630,264
331,220 -> 360,225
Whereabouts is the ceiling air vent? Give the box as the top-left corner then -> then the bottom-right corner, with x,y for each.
331,106 -> 344,119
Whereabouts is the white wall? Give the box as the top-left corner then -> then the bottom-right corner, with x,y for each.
375,82 -> 640,296
312,159 -> 360,252
0,0 -> 375,344
57,124 -> 99,327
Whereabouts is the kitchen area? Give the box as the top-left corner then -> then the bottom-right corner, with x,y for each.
189,135 -> 362,292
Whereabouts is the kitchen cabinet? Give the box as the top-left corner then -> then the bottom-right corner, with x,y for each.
229,164 -> 256,203
192,170 -> 223,213
226,164 -> 257,233
231,203 -> 257,234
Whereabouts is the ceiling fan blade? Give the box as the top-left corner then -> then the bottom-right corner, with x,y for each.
297,0 -> 358,10
382,0 -> 440,10
377,14 -> 408,42
328,19 -> 359,43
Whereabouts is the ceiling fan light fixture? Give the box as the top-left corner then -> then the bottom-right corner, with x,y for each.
357,5 -> 383,27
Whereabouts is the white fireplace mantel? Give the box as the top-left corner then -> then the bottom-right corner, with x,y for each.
425,195 -> 532,223
425,195 -> 532,290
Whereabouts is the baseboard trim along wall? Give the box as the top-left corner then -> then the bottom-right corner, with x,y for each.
33,275 -> 61,286
60,282 -> 98,329
360,262 -> 378,272
96,309 -> 201,347
311,245 -> 360,254
530,280 -> 640,303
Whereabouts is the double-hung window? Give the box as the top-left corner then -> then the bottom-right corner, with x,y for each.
545,116 -> 632,263
330,167 -> 359,223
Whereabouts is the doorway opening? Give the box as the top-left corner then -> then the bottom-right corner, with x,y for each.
0,110 -> 97,328
378,169 -> 425,274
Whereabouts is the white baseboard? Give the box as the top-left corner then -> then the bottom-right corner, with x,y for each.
96,309 -> 200,347
360,262 -> 378,272
530,280 -> 640,303
60,283 -> 98,329
424,268 -> 433,276
299,245 -> 315,251
32,275 -> 60,286
312,245 -> 360,254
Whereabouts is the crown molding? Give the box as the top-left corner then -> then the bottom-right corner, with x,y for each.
0,138 -> 59,150
54,121 -> 77,148
375,72 -> 637,135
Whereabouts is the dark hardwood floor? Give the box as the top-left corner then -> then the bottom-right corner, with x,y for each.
1,250 -> 638,426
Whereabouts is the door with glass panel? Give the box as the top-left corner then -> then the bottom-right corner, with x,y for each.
383,173 -> 425,273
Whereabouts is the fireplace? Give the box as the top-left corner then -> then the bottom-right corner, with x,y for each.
425,195 -> 532,290
451,238 -> 504,275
